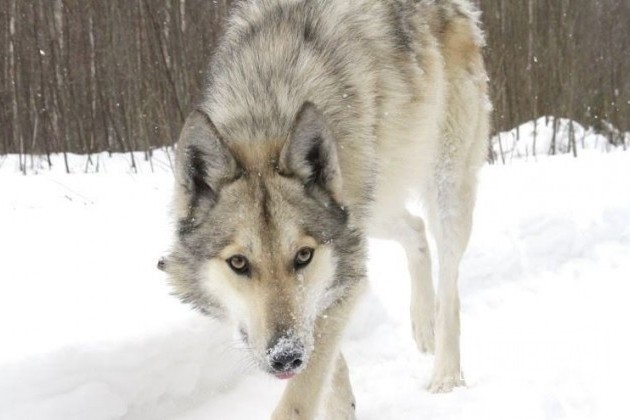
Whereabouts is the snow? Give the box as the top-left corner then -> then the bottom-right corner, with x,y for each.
1,150 -> 630,419
492,117 -> 628,161
0,149 -> 175,175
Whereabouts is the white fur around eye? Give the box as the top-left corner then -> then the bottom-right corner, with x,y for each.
298,245 -> 337,321
202,260 -> 250,325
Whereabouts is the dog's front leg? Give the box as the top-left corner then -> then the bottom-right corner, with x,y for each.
321,353 -> 356,420
271,298 -> 356,420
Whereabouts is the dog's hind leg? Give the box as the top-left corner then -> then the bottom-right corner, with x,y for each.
398,213 -> 436,354
424,12 -> 489,391
369,210 -> 436,354
424,172 -> 477,393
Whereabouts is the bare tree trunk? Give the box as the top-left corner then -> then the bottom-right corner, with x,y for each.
2,0 -> 627,160
527,0 -> 538,157
569,121 -> 577,158
550,117 -> 559,156
88,10 -> 97,161
9,0 -> 24,173
180,0 -> 186,34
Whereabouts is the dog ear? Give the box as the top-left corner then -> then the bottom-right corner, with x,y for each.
280,102 -> 343,201
176,110 -> 239,208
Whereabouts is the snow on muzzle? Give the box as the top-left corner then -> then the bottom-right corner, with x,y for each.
266,334 -> 307,380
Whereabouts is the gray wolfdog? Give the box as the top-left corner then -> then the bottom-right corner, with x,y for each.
162,0 -> 489,418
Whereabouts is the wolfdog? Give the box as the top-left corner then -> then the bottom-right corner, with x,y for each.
162,0 -> 489,418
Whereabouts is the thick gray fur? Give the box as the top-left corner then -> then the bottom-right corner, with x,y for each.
165,0 -> 490,417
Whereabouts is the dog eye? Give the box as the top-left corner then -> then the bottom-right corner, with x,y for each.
294,247 -> 314,269
227,255 -> 250,275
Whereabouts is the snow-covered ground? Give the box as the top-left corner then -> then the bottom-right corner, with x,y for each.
1,149 -> 629,420
0,149 -> 175,176
492,117 -> 628,162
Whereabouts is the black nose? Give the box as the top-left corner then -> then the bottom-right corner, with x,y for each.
267,336 -> 305,373
270,350 -> 304,372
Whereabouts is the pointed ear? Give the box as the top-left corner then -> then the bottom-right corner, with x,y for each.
280,102 -> 343,201
175,110 -> 239,209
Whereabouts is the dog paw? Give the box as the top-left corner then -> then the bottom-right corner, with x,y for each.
427,373 -> 465,393
411,318 -> 435,354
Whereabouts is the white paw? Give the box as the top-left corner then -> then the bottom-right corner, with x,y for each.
427,372 -> 465,393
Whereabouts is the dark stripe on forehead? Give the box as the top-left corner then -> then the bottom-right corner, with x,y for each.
248,176 -> 278,255
258,178 -> 273,228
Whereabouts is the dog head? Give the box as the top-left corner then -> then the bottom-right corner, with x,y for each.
164,103 -> 362,378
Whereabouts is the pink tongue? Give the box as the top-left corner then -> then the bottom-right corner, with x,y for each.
275,372 -> 295,380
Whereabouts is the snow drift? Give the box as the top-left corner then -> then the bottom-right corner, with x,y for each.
491,116 -> 628,161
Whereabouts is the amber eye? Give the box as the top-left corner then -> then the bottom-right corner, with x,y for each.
294,247 -> 314,269
227,255 -> 250,275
